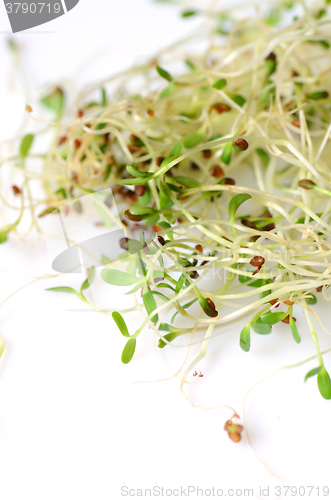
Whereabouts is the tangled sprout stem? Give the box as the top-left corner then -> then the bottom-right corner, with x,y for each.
2,0 -> 331,405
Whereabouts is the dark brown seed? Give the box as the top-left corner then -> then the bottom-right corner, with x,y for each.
156,156 -> 165,166
234,138 -> 249,151
269,299 -> 279,306
12,185 -> 21,195
298,179 -> 316,189
223,177 -> 235,185
293,119 -> 300,128
157,235 -> 166,246
201,260 -> 208,266
250,256 -> 265,267
206,298 -> 215,308
58,136 -> 67,146
135,185 -> 146,197
74,138 -> 81,149
266,52 -> 276,61
202,149 -> 212,159
129,134 -> 140,143
119,187 -> 136,198
128,144 -> 141,153
282,315 -> 296,324
195,244 -> 203,253
189,271 -> 199,279
241,219 -> 257,229
210,102 -> 232,114
77,110 -> 84,118
119,237 -> 130,250
191,162 -> 199,170
104,133 -> 110,143
261,223 -> 275,231
147,109 -> 154,117
210,165 -> 224,178
316,286 -> 323,292
124,210 -> 141,222
292,70 -> 299,77
205,297 -> 218,317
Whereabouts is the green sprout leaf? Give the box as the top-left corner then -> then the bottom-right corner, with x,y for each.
181,10 -> 196,17
260,311 -> 287,325
160,83 -> 176,98
20,134 -> 34,161
304,366 -> 322,382
175,274 -> 186,294
142,291 -> 158,323
0,224 -> 15,244
251,319 -> 272,334
229,93 -> 246,107
127,165 -> 151,178
306,294 -> 317,305
185,59 -> 195,71
256,148 -> 270,167
171,298 -> 198,323
0,336 -> 6,359
228,193 -> 251,222
121,338 -> 136,364
175,176 -> 201,188
130,206 -> 156,215
307,91 -> 329,100
80,267 -> 96,294
240,325 -> 251,352
112,311 -> 130,337
101,88 -> 107,107
156,65 -> 173,82
317,367 -> 331,399
170,142 -> 182,158
289,316 -> 301,343
212,78 -> 227,90
158,331 -> 182,348
264,7 -> 281,25
221,142 -> 232,164
183,131 -> 203,148
101,269 -> 141,286
117,175 -> 154,186
41,87 -> 65,118
45,286 -> 79,295
145,214 -> 159,226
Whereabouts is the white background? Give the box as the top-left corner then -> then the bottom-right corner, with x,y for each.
0,1 -> 331,500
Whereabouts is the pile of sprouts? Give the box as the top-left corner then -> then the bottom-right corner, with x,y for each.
2,0 -> 331,444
